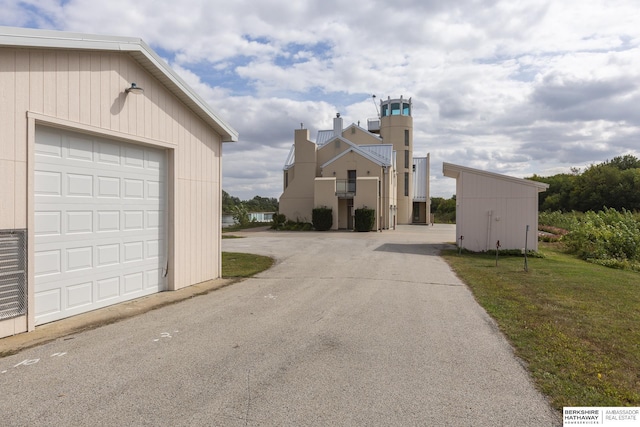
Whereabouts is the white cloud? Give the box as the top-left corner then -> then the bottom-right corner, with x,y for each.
2,0 -> 640,199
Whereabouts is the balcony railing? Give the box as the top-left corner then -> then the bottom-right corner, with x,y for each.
336,179 -> 356,196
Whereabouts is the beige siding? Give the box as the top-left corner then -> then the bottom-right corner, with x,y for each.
0,46 -> 225,337
354,177 -> 380,230
317,139 -> 350,170
314,178 -> 339,230
341,126 -> 382,146
279,129 -> 316,222
456,171 -> 541,252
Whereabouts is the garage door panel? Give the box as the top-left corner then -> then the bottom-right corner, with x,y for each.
35,127 -> 167,325
35,211 -> 62,236
96,276 -> 120,301
67,173 -> 94,197
34,289 -> 61,317
34,171 -> 62,196
66,210 -> 93,234
124,272 -> 144,294
66,282 -> 93,309
66,246 -> 93,272
67,136 -> 94,162
34,249 -> 62,277
96,141 -> 121,165
123,146 -> 145,168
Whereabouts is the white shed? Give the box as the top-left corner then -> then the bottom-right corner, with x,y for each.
443,162 -> 548,252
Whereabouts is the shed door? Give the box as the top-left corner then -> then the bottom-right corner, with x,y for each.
34,127 -> 167,325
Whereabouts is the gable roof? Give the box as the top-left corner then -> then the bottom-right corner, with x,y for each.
316,123 -> 381,147
0,26 -> 238,142
443,162 -> 549,191
321,137 -> 393,168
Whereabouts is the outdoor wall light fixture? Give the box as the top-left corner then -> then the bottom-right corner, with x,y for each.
125,82 -> 144,94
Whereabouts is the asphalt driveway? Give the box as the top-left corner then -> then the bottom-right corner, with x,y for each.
0,224 -> 560,426
220,224 -> 560,426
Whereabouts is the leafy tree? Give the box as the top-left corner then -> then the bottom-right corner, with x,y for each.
222,190 -> 241,213
606,154 -> 640,171
231,204 -> 250,226
431,196 -> 456,223
222,191 -> 278,213
244,195 -> 279,212
531,155 -> 640,212
530,174 -> 576,212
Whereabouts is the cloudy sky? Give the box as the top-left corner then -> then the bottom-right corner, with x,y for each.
3,0 -> 640,199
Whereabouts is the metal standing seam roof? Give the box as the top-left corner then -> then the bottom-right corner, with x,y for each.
359,144 -> 393,164
283,144 -> 295,170
321,139 -> 393,168
0,26 -> 238,142
316,130 -> 336,146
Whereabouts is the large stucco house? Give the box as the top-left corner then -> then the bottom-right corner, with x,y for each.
0,27 -> 237,338
279,97 -> 430,230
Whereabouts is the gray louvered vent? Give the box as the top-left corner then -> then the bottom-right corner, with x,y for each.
0,230 -> 27,320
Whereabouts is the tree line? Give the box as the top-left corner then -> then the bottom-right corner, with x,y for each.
529,154 -> 640,212
222,190 -> 279,213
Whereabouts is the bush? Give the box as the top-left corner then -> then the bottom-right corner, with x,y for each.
563,208 -> 640,263
539,210 -> 580,230
354,208 -> 375,232
312,207 -> 333,231
271,213 -> 287,230
284,219 -> 312,231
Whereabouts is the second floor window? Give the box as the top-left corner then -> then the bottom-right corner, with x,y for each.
348,170 -> 356,192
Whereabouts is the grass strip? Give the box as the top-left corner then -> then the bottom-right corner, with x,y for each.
222,252 -> 274,278
442,243 -> 640,410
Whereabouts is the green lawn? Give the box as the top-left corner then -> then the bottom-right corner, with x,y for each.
442,243 -> 640,410
222,252 -> 274,278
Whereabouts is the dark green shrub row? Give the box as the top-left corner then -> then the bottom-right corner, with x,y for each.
270,213 -> 314,231
312,207 -> 333,231
354,208 -> 375,232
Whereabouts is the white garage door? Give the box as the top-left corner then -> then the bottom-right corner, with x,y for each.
34,127 -> 167,325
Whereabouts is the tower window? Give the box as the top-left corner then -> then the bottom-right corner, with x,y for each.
404,172 -> 409,196
391,103 -> 401,115
403,103 -> 411,115
405,150 -> 410,169
404,129 -> 409,146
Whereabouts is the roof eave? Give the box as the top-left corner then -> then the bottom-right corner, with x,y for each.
442,162 -> 550,190
0,26 -> 238,143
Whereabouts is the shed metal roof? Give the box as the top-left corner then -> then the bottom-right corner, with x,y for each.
0,26 -> 238,142
443,162 -> 549,191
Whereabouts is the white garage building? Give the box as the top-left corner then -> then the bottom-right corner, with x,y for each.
443,162 -> 548,252
0,27 -> 238,338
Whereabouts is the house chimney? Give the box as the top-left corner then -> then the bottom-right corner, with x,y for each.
333,113 -> 343,137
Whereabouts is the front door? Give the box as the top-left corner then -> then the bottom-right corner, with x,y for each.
347,199 -> 354,230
